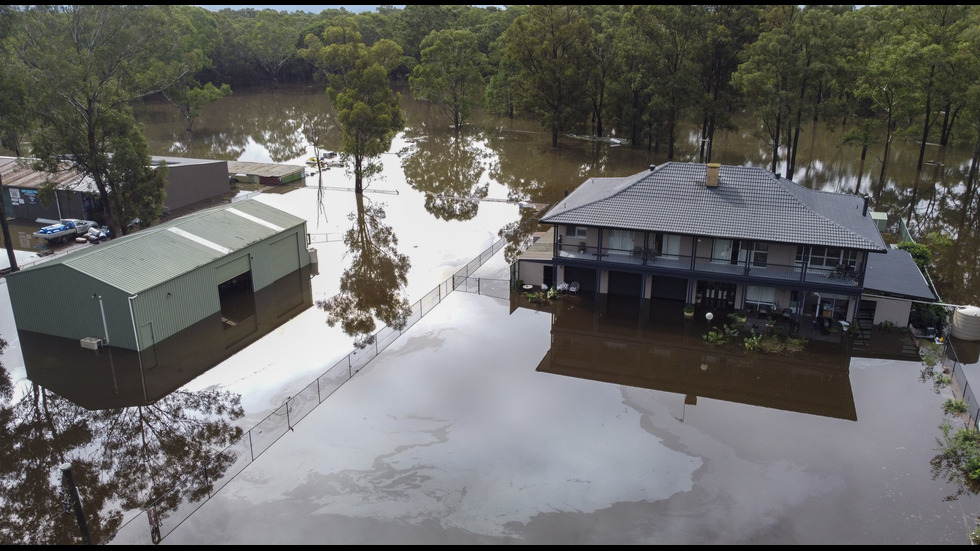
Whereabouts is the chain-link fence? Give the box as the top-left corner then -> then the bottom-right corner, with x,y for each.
103,237 -> 509,545
944,339 -> 980,430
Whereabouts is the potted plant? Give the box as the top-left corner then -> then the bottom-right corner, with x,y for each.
683,304 -> 695,318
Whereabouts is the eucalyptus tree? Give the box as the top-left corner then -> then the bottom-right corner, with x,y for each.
392,4 -> 460,72
952,6 -> 980,231
10,5 -> 193,238
0,5 -> 30,272
409,28 -> 486,132
732,5 -> 805,176
300,18 -> 405,194
900,5 -> 971,169
626,4 -> 704,160
160,6 -> 233,134
236,8 -> 301,87
690,5 -> 761,163
853,5 -> 925,205
580,5 -> 622,140
609,10 -> 657,148
778,5 -> 852,181
500,5 -> 592,147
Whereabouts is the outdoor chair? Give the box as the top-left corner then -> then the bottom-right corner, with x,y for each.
568,282 -> 580,295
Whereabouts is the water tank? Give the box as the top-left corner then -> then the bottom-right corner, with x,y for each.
951,305 -> 980,341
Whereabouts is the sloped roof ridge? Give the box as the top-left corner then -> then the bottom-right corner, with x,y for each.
778,175 -> 884,250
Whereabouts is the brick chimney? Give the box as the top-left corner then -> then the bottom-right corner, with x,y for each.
706,163 -> 721,187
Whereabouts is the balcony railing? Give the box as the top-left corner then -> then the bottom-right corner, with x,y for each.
556,243 -> 861,288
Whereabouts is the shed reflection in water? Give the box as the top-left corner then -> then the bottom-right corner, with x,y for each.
18,266 -> 312,410
533,295 -> 858,421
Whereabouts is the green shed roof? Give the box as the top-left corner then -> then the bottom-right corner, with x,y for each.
24,199 -> 305,294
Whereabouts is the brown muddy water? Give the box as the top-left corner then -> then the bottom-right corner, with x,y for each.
2,83 -> 980,544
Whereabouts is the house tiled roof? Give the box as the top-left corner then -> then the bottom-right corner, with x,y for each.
540,162 -> 887,252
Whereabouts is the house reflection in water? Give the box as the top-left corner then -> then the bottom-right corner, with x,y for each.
529,295 -> 858,421
17,265 -> 312,410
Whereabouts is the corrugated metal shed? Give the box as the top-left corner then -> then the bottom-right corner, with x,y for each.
0,156 -> 91,191
227,161 -> 305,185
6,198 -> 311,351
30,199 -> 302,294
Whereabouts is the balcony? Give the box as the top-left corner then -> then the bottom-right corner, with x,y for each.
556,243 -> 861,290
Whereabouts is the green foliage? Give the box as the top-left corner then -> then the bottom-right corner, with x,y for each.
547,286 -> 559,300
409,29 -> 486,129
896,241 -> 933,270
703,327 -> 728,345
12,5 -> 186,236
936,420 -> 980,483
920,341 -> 943,369
500,5 -> 592,145
943,399 -> 969,415
303,20 -> 405,194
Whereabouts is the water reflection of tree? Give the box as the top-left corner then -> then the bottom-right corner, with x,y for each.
401,131 -> 491,222
0,335 -> 244,544
89,389 -> 244,514
316,194 -> 413,349
499,208 -> 542,265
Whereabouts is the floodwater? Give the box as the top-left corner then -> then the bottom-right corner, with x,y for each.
2,83 -> 980,544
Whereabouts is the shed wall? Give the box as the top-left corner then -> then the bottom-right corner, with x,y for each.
162,161 -> 229,211
8,222 -> 310,352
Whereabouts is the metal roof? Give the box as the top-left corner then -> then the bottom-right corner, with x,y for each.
0,156 -> 88,190
862,246 -> 937,301
23,198 -> 305,294
1,155 -> 225,193
540,162 -> 888,252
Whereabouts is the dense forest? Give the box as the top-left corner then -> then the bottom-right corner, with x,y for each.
2,5 -> 980,237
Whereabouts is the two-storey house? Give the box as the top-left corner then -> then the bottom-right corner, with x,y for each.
521,162 -> 889,326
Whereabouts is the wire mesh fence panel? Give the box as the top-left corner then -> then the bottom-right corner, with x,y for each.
375,324 -> 401,355
452,267 -> 467,288
348,346 -> 377,374
477,278 -> 511,299
150,470 -> 214,543
287,380 -> 321,427
465,256 -> 481,277
103,508 -> 157,545
206,436 -> 254,495
318,359 -> 352,401
453,273 -> 467,290
418,287 -> 441,318
248,404 -> 290,460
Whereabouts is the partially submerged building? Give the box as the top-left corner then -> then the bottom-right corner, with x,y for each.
0,155 -> 230,222
5,198 -> 317,409
518,162 -> 896,327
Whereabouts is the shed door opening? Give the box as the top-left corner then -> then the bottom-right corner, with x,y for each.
218,270 -> 255,329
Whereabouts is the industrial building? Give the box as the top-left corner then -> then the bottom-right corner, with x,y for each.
0,155 -> 231,222
5,198 -> 317,409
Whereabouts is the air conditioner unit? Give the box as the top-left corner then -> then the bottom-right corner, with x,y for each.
80,337 -> 104,350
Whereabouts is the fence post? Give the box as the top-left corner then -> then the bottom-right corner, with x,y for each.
60,462 -> 92,545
